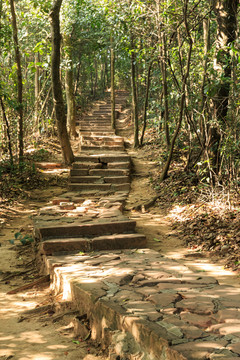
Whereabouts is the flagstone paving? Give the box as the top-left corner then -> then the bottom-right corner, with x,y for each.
34,91 -> 240,360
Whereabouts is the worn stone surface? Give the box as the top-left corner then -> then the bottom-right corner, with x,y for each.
175,294 -> 215,315
180,311 -> 217,328
227,342 -> 240,355
34,92 -> 240,360
35,219 -> 137,240
39,248 -> 240,359
172,340 -> 229,360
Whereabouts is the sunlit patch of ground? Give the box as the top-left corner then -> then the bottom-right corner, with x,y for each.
126,143 -> 240,289
0,197 -> 106,360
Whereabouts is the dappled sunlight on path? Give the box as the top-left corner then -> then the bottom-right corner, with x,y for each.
0,280 -> 91,359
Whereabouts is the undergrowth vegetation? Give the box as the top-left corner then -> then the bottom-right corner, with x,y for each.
141,126 -> 240,271
0,138 -> 67,202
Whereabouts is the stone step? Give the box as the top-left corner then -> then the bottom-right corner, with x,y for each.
69,183 -> 112,191
107,162 -> 130,169
70,176 -> 102,183
78,119 -> 112,123
104,176 -> 130,185
84,115 -> 111,120
82,140 -> 124,147
39,233 -> 146,255
70,159 -> 131,176
69,183 -> 130,192
79,122 -> 112,127
73,155 -> 99,163
99,154 -> 130,163
81,135 -> 124,145
78,118 -> 112,122
103,176 -> 130,184
79,127 -> 113,132
52,194 -> 128,205
70,169 -> 129,178
93,110 -> 118,116
68,184 -> 111,193
35,219 -> 137,240
82,135 -> 124,143
80,145 -> 125,151
72,162 -> 102,170
98,105 -> 122,111
78,123 -> 112,128
78,130 -> 116,136
89,169 -> 129,177
68,189 -> 113,197
78,122 -> 112,127
70,176 -> 130,184
70,169 -> 89,176
57,192 -> 129,205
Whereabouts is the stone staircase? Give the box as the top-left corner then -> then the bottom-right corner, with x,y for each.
34,90 -> 147,258
76,91 -> 128,152
32,91 -> 240,360
69,153 -> 130,193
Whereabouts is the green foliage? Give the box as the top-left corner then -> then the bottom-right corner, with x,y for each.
0,0 -> 239,187
9,232 -> 34,246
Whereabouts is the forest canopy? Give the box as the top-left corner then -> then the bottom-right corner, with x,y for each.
0,0 -> 239,186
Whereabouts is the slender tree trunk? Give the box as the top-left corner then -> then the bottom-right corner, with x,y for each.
110,35 -> 116,129
160,0 -> 192,181
35,52 -> 40,133
9,0 -> 23,163
199,17 -> 210,145
130,33 -> 139,148
156,0 -> 170,148
94,58 -> 98,96
100,60 -> 106,92
74,54 -> 81,96
64,34 -> 77,138
0,96 -> 13,165
160,31 -> 170,148
158,90 -> 164,132
201,18 -> 210,110
38,85 -> 52,128
140,60 -> 153,146
25,73 -> 50,125
90,65 -> 94,96
50,0 -> 74,165
211,0 -> 239,172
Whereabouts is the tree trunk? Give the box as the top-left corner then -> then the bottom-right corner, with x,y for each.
160,31 -> 170,148
35,52 -> 40,133
130,33 -> 139,148
9,0 -> 23,163
100,59 -> 106,92
50,0 -> 74,165
0,96 -> 13,165
156,0 -> 170,148
38,85 -> 52,129
211,0 -> 239,172
160,0 -> 192,181
94,58 -> 98,97
74,54 -> 81,96
201,18 -> 210,110
199,17 -> 210,145
110,35 -> 116,129
64,34 -> 77,138
140,60 -> 153,146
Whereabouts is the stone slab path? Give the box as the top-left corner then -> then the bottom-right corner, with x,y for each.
34,91 -> 240,360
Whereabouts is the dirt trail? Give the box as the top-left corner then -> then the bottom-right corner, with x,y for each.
1,142 -> 240,359
126,149 -> 240,288
0,188 -> 106,360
